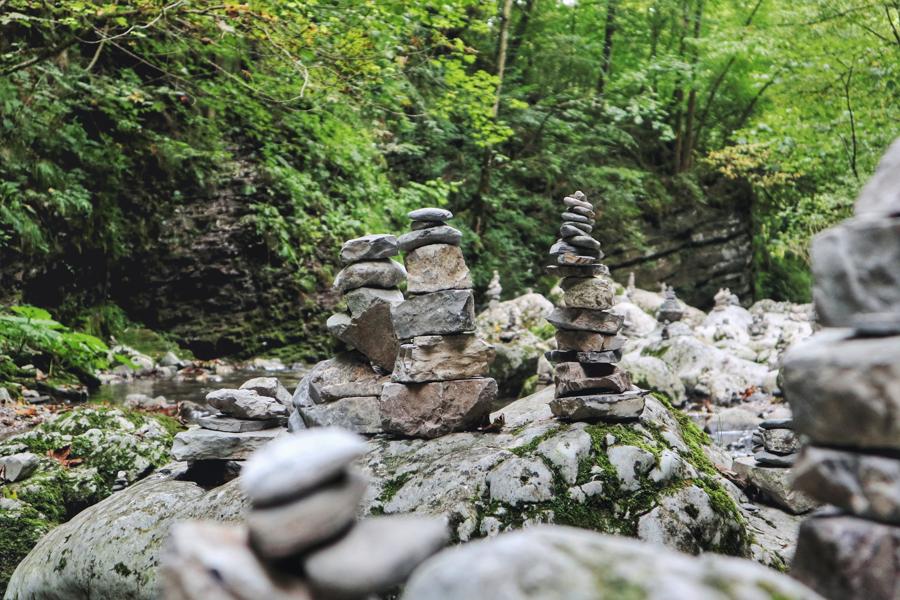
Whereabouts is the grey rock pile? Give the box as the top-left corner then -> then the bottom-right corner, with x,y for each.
656,286 -> 684,324
328,233 -> 406,373
171,377 -> 290,462
544,191 -> 645,421
485,269 -> 502,306
381,208 -> 498,438
160,429 -> 449,600
783,138 -> 900,600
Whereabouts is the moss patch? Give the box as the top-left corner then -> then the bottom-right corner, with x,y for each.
0,503 -> 53,595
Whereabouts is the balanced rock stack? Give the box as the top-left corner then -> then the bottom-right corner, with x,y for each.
782,138 -> 900,600
732,417 -> 817,515
328,233 -> 406,372
380,207 -> 498,439
485,269 -> 502,306
161,429 -> 449,600
171,377 -> 290,462
656,287 -> 684,324
544,191 -> 646,421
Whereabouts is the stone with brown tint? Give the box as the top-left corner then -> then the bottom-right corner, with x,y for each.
393,335 -> 495,383
555,329 -> 624,352
330,302 -> 400,372
405,244 -> 473,294
560,277 -> 614,310
381,378 -> 498,439
547,307 -> 623,334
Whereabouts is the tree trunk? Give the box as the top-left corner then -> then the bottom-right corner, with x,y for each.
596,0 -> 619,94
677,0 -> 704,172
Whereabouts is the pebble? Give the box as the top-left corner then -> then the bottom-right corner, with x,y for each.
560,211 -> 591,224
560,224 -> 586,238
239,428 -> 368,506
408,207 -> 453,222
0,452 -> 39,483
247,470 -> 368,558
398,226 -> 463,252
570,205 -> 595,219
240,377 -> 292,408
568,235 -> 601,251
339,234 -> 399,265
562,220 -> 593,233
206,388 -> 288,420
333,259 -> 407,294
563,196 -> 593,210
304,515 -> 449,598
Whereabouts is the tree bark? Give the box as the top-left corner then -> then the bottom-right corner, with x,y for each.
677,0 -> 704,172
596,0 -> 619,94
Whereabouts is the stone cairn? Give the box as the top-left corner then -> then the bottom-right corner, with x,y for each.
782,138 -> 900,600
380,207 -> 498,439
327,233 -> 406,373
161,428 -> 449,600
171,377 -> 291,465
543,191 -> 646,421
656,286 -> 684,324
485,269 -> 502,306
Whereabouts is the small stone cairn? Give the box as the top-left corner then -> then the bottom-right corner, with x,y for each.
543,191 -> 646,421
656,286 -> 684,324
161,428 -> 449,600
485,269 -> 502,306
380,207 -> 498,438
327,233 -> 406,373
782,138 -> 900,600
171,377 -> 291,463
713,287 -> 740,310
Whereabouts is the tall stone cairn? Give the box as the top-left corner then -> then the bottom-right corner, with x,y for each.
544,191 -> 646,421
485,269 -> 502,306
380,207 -> 498,439
783,138 -> 900,600
328,234 -> 406,373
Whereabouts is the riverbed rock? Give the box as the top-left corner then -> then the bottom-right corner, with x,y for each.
380,378 -> 498,438
391,290 -> 475,339
247,470 -> 368,558
198,415 -> 283,433
344,287 -> 405,318
618,353 -> 686,406
392,335 -> 494,383
160,521 -> 311,600
791,446 -> 900,523
398,226 -> 462,252
239,377 -> 292,408
171,428 -> 282,461
402,526 -> 819,600
549,390 -> 646,422
291,352 -> 381,408
791,514 -> 900,600
782,329 -> 900,450
733,457 -> 818,515
405,243 -> 472,294
206,388 -> 287,420
333,259 -> 407,294
339,234 -> 399,264
299,396 -> 383,434
304,515 -> 448,599
487,457 -> 555,505
0,452 -> 39,483
547,307 -> 624,334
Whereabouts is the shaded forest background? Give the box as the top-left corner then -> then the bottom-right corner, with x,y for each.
1,0 -> 898,360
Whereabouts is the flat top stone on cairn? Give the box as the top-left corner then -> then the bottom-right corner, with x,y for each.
543,190 -> 644,422
408,207 -> 453,222
340,234 -> 399,265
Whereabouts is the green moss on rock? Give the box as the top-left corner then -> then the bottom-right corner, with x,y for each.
0,501 -> 54,595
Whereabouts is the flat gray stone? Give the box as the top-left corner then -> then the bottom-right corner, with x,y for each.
554,329 -> 624,352
811,217 -> 900,327
198,414 -> 283,433
340,234 -> 399,264
792,514 -> 900,600
240,428 -> 367,506
160,521 -> 311,600
411,220 -> 445,230
547,307 -> 624,334
299,396 -> 383,435
754,450 -> 796,467
0,452 -> 40,483
762,428 -> 799,455
317,381 -> 386,403
398,226 -> 462,252
206,388 -> 288,420
240,376 -> 292,408
408,207 -> 453,222
560,211 -> 591,224
171,427 -> 282,461
783,330 -> 900,450
333,259 -> 406,294
733,456 -> 818,515
792,446 -> 900,523
545,264 -> 608,278
391,290 -> 475,339
560,224 -> 586,238
381,378 -> 498,438
562,220 -> 592,233
549,390 -> 646,422
247,470 -> 367,558
405,243 -> 473,294
567,235 -> 600,251
546,349 -> 623,364
305,515 -> 448,598
344,287 -> 405,318
563,196 -> 592,210
294,353 -> 383,408
570,205 -> 595,219
760,418 -> 794,429
392,334 -> 495,383
555,370 -> 631,397
854,137 -> 900,217
560,277 -> 614,310
329,302 -> 400,371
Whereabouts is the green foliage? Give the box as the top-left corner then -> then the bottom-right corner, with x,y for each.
0,305 -> 111,384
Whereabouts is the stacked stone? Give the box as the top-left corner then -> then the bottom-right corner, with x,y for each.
171,377 -> 291,463
782,138 -> 900,600
381,207 -> 498,439
656,287 -> 684,324
544,191 -> 646,421
161,429 -> 449,600
485,270 -> 502,306
328,234 -> 406,373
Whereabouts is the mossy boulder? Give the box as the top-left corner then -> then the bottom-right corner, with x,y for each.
0,406 -> 181,595
362,387 -> 752,559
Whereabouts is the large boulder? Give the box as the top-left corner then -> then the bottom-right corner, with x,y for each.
402,525 -> 822,600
